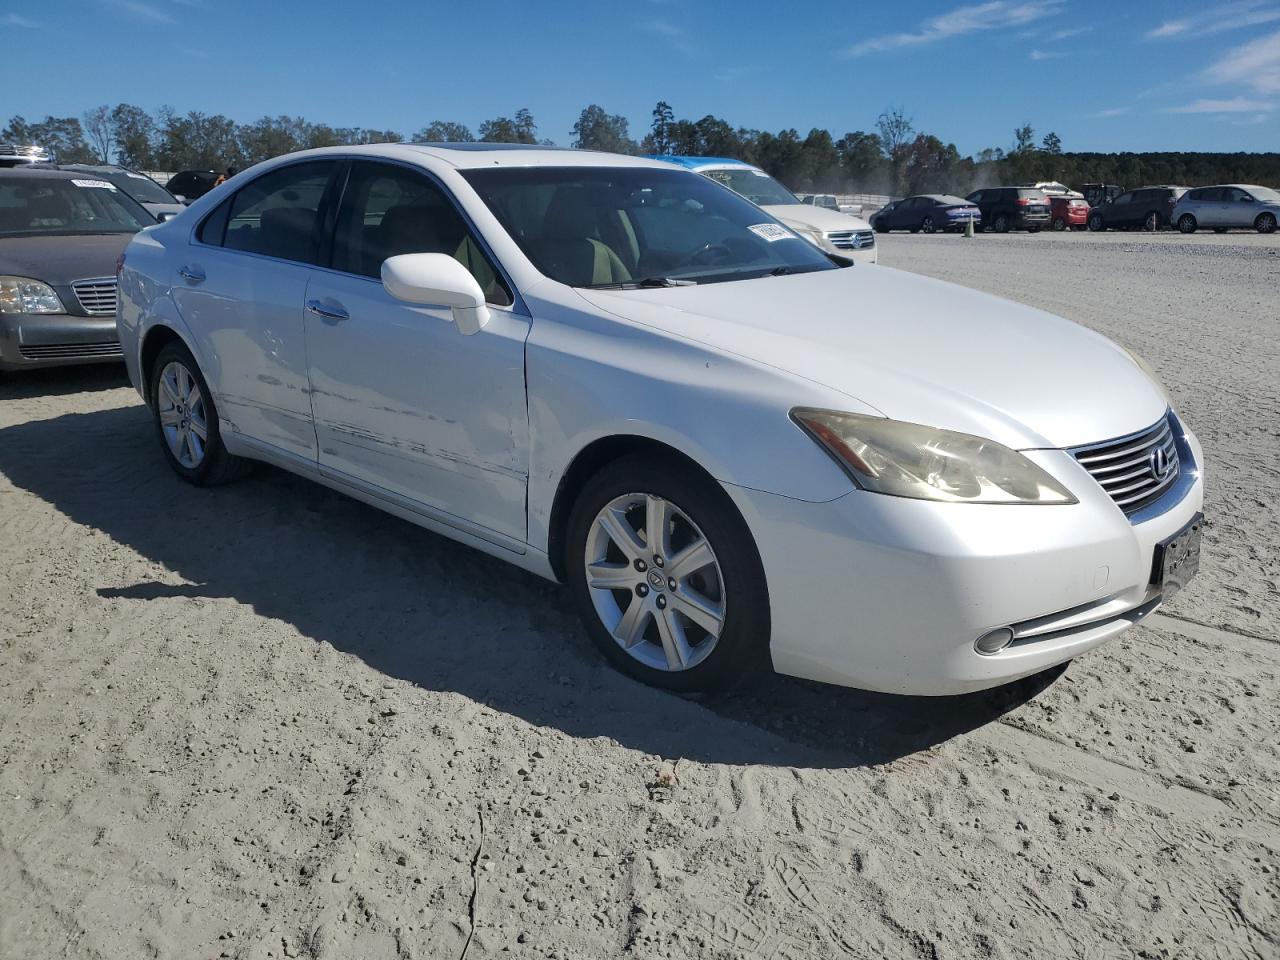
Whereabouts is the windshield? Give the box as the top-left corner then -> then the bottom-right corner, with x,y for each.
0,177 -> 152,236
461,166 -> 837,288
699,167 -> 800,206
1250,186 -> 1280,202
110,171 -> 177,204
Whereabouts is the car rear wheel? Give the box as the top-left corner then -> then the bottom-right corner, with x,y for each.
874,222 -> 888,233
1143,212 -> 1161,232
993,213 -> 1010,233
1257,212 -> 1277,234
1178,214 -> 1198,234
920,216 -> 935,234
566,455 -> 770,693
1087,213 -> 1104,231
1052,217 -> 1066,231
149,341 -> 252,486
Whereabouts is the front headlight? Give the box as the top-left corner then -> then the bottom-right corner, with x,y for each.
791,408 -> 1077,504
0,276 -> 66,314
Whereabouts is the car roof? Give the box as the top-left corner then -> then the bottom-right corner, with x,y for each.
0,167 -> 106,182
250,143 -> 677,172
646,155 -> 756,172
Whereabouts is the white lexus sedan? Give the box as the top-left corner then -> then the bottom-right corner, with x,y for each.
117,144 -> 1205,696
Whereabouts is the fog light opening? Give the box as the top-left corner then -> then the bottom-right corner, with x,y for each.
975,627 -> 1015,656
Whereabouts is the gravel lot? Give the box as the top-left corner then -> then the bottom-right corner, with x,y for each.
1,231 -> 1276,960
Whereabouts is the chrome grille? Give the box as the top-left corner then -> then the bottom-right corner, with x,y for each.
72,277 -> 118,316
19,341 -> 122,360
826,230 -> 875,250
1071,414 -> 1179,515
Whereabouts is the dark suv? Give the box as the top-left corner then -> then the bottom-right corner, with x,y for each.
1086,186 -> 1187,232
965,187 -> 1050,232
165,169 -> 219,203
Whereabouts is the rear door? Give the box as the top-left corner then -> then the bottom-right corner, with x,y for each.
1226,188 -> 1256,227
173,159 -> 341,460
302,160 -> 531,542
1107,191 -> 1134,226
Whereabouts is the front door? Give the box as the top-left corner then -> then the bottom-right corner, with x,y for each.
303,160 -> 531,542
172,159 -> 340,460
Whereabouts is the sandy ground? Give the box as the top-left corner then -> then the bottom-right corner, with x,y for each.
0,232 -> 1276,960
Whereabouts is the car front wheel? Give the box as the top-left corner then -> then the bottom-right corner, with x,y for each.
921,216 -> 935,234
1257,212 -> 1277,234
1052,217 -> 1066,231
1143,212 -> 1161,231
149,341 -> 251,486
566,455 -> 770,692
1178,214 -> 1198,234
1088,213 -> 1104,231
993,214 -> 1010,233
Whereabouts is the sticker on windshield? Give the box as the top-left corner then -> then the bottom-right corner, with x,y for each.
748,223 -> 796,242
71,179 -> 116,189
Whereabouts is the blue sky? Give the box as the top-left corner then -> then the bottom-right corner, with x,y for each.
2,1 -> 1278,154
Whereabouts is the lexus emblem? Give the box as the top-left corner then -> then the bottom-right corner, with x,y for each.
1149,446 -> 1173,480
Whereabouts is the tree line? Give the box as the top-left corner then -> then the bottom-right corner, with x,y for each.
5,102 -> 1277,196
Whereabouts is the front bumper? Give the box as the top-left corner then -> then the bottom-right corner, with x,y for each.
0,311 -> 122,371
724,424 -> 1205,695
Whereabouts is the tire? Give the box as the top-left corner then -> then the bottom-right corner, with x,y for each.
149,340 -> 252,486
1213,227 -> 1228,234
565,454 -> 770,693
921,216 -> 935,234
993,213 -> 1010,233
1143,212 -> 1160,232
1178,214 -> 1198,234
1257,212 -> 1277,234
909,227 -> 920,234
1028,226 -> 1041,233
1052,217 -> 1066,231
874,223 -> 888,234
1088,213 -> 1104,232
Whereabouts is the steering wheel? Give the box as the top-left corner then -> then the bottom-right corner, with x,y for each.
689,241 -> 734,266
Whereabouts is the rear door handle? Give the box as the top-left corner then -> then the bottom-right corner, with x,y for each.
178,266 -> 205,283
306,299 -> 349,323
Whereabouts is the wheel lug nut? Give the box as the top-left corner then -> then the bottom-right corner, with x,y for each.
635,583 -> 649,597
656,595 -> 667,609
653,555 -> 664,568
668,578 -> 676,591
634,559 -> 647,572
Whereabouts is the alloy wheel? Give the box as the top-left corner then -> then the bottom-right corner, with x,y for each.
1258,213 -> 1277,234
1179,214 -> 1197,234
1144,212 -> 1159,232
921,216 -> 935,234
1053,217 -> 1066,231
583,493 -> 726,672
157,360 -> 208,469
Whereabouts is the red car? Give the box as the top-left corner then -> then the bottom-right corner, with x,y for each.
1049,195 -> 1089,231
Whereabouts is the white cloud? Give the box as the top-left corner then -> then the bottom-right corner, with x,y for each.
1029,48 -> 1065,59
1049,25 -> 1092,40
1205,28 -> 1280,93
1,13 -> 39,27
105,0 -> 176,24
643,20 -> 695,55
1146,1 -> 1280,39
1087,107 -> 1130,118
844,1 -> 1062,56
1163,96 -> 1275,112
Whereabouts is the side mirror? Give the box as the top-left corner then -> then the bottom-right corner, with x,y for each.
381,253 -> 490,335
173,194 -> 189,204
157,211 -> 179,222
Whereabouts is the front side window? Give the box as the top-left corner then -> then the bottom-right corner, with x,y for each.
0,176 -> 152,237
330,161 -> 511,306
218,161 -> 336,265
462,166 -> 837,289
699,167 -> 800,206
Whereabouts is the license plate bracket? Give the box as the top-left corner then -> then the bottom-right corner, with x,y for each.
1151,513 -> 1204,597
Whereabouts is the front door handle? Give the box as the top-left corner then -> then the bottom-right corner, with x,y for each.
306,299 -> 349,323
178,266 -> 205,283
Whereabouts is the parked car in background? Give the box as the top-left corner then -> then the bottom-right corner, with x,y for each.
800,193 -> 840,211
1087,186 -> 1187,232
0,168 -> 152,370
965,187 -> 1051,232
165,169 -> 219,203
1080,183 -> 1124,208
870,194 -> 980,233
1021,181 -> 1072,197
1049,194 -> 1090,231
59,164 -> 184,220
117,143 -> 1202,695
1172,185 -> 1279,234
652,156 -> 877,263
0,143 -> 53,168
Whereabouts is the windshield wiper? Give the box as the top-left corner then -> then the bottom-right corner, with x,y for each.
589,276 -> 697,289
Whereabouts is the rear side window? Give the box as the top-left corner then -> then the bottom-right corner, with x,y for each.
331,161 -> 512,307
220,161 -> 336,265
1016,189 -> 1045,200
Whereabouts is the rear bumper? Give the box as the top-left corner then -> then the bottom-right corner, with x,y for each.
724,424 -> 1205,695
0,312 -> 122,371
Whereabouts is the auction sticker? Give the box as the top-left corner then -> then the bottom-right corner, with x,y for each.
71,179 -> 116,189
748,223 -> 795,242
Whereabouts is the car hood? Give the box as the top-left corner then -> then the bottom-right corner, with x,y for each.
761,203 -> 872,233
0,233 -> 134,285
576,265 -> 1167,450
